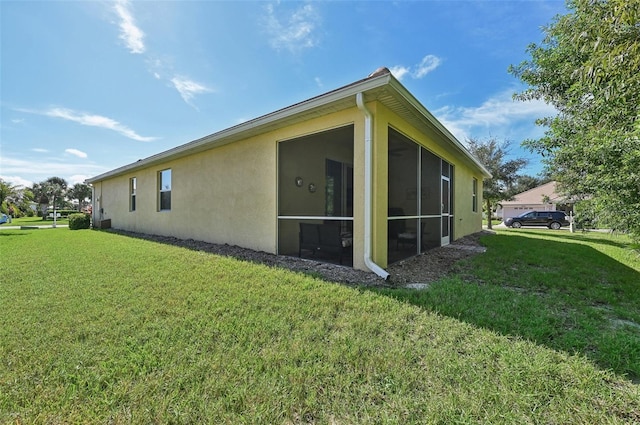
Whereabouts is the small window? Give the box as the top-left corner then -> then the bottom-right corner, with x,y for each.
158,169 -> 171,211
130,177 -> 137,212
472,178 -> 478,213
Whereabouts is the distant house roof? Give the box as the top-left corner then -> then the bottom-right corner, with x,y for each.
501,181 -> 564,206
86,67 -> 491,184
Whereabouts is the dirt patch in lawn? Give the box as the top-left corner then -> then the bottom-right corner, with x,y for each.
386,232 -> 489,286
106,229 -> 491,288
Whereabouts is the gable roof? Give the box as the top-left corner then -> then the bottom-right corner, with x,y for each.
87,68 -> 491,183
501,181 -> 563,205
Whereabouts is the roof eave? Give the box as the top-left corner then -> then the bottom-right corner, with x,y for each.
86,71 -> 492,183
386,78 -> 492,179
86,73 -> 393,184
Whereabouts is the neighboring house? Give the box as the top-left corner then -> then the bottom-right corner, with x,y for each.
86,68 -> 491,278
498,181 -> 570,220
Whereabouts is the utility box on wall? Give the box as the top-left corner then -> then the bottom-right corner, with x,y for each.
95,219 -> 111,229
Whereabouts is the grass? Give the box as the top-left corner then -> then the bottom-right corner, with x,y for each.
482,219 -> 502,227
374,229 -> 640,381
1,228 -> 639,423
2,216 -> 70,226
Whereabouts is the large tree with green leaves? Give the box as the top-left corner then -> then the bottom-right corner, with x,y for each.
466,137 -> 528,229
512,175 -> 549,196
32,177 -> 68,218
509,0 -> 640,237
67,183 -> 92,211
0,179 -> 20,207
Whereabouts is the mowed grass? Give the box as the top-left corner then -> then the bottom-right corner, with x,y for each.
374,229 -> 640,382
1,229 -> 639,423
1,216 -> 70,226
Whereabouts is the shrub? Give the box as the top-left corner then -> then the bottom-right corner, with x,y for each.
68,213 -> 91,230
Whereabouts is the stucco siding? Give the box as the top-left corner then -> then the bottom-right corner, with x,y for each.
90,97 -> 485,272
453,166 -> 484,238
94,136 -> 277,253
95,108 -> 364,257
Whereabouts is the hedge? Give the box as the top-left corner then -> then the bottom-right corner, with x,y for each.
68,213 -> 91,230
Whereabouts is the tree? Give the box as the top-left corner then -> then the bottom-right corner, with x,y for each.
466,137 -> 528,229
15,188 -> 35,217
32,177 -> 68,219
67,183 -> 92,211
512,175 -> 548,195
0,179 -> 20,208
509,0 -> 640,237
0,179 -> 23,218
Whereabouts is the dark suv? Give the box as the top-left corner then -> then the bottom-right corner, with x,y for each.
504,211 -> 569,230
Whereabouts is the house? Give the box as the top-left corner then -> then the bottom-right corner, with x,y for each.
86,68 -> 491,278
498,181 -> 571,220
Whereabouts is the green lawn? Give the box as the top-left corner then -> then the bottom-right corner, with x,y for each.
374,229 -> 640,381
482,218 -> 502,227
2,216 -> 69,226
1,229 -> 638,423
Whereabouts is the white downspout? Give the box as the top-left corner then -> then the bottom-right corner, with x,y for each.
356,92 -> 390,280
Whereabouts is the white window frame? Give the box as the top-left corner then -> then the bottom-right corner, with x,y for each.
472,177 -> 478,213
158,169 -> 172,211
129,177 -> 137,212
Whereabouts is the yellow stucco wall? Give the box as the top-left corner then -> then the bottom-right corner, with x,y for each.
94,109 -> 364,258
92,100 -> 484,272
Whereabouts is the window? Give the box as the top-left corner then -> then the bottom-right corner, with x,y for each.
158,169 -> 171,211
129,177 -> 137,212
472,178 -> 478,213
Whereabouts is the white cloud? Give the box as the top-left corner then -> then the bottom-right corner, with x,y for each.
391,55 -> 442,81
433,89 -> 557,142
389,66 -> 411,81
32,148 -> 49,153
114,0 -> 145,54
265,3 -> 320,52
25,107 -> 157,142
0,175 -> 33,188
65,148 -> 88,159
414,55 -> 442,78
1,157 -> 110,187
171,76 -> 213,108
69,175 -> 91,185
110,6 -> 215,108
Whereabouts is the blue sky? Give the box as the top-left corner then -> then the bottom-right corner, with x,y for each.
1,0 -> 565,188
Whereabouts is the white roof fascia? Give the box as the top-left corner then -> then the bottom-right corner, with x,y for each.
87,71 -> 492,183
86,73 -> 392,184
386,78 -> 492,179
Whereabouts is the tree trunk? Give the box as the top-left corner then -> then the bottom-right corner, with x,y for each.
486,198 -> 493,230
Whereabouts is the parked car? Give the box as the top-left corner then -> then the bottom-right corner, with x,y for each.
504,210 -> 569,230
0,214 -> 8,225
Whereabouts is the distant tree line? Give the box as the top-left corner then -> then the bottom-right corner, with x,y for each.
466,137 -> 549,229
0,177 -> 92,219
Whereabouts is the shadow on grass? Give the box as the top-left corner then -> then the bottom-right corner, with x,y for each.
0,231 -> 31,237
517,228 -> 635,250
367,233 -> 640,383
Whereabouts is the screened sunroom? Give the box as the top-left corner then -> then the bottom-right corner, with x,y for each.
387,128 -> 454,264
277,125 -> 355,265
